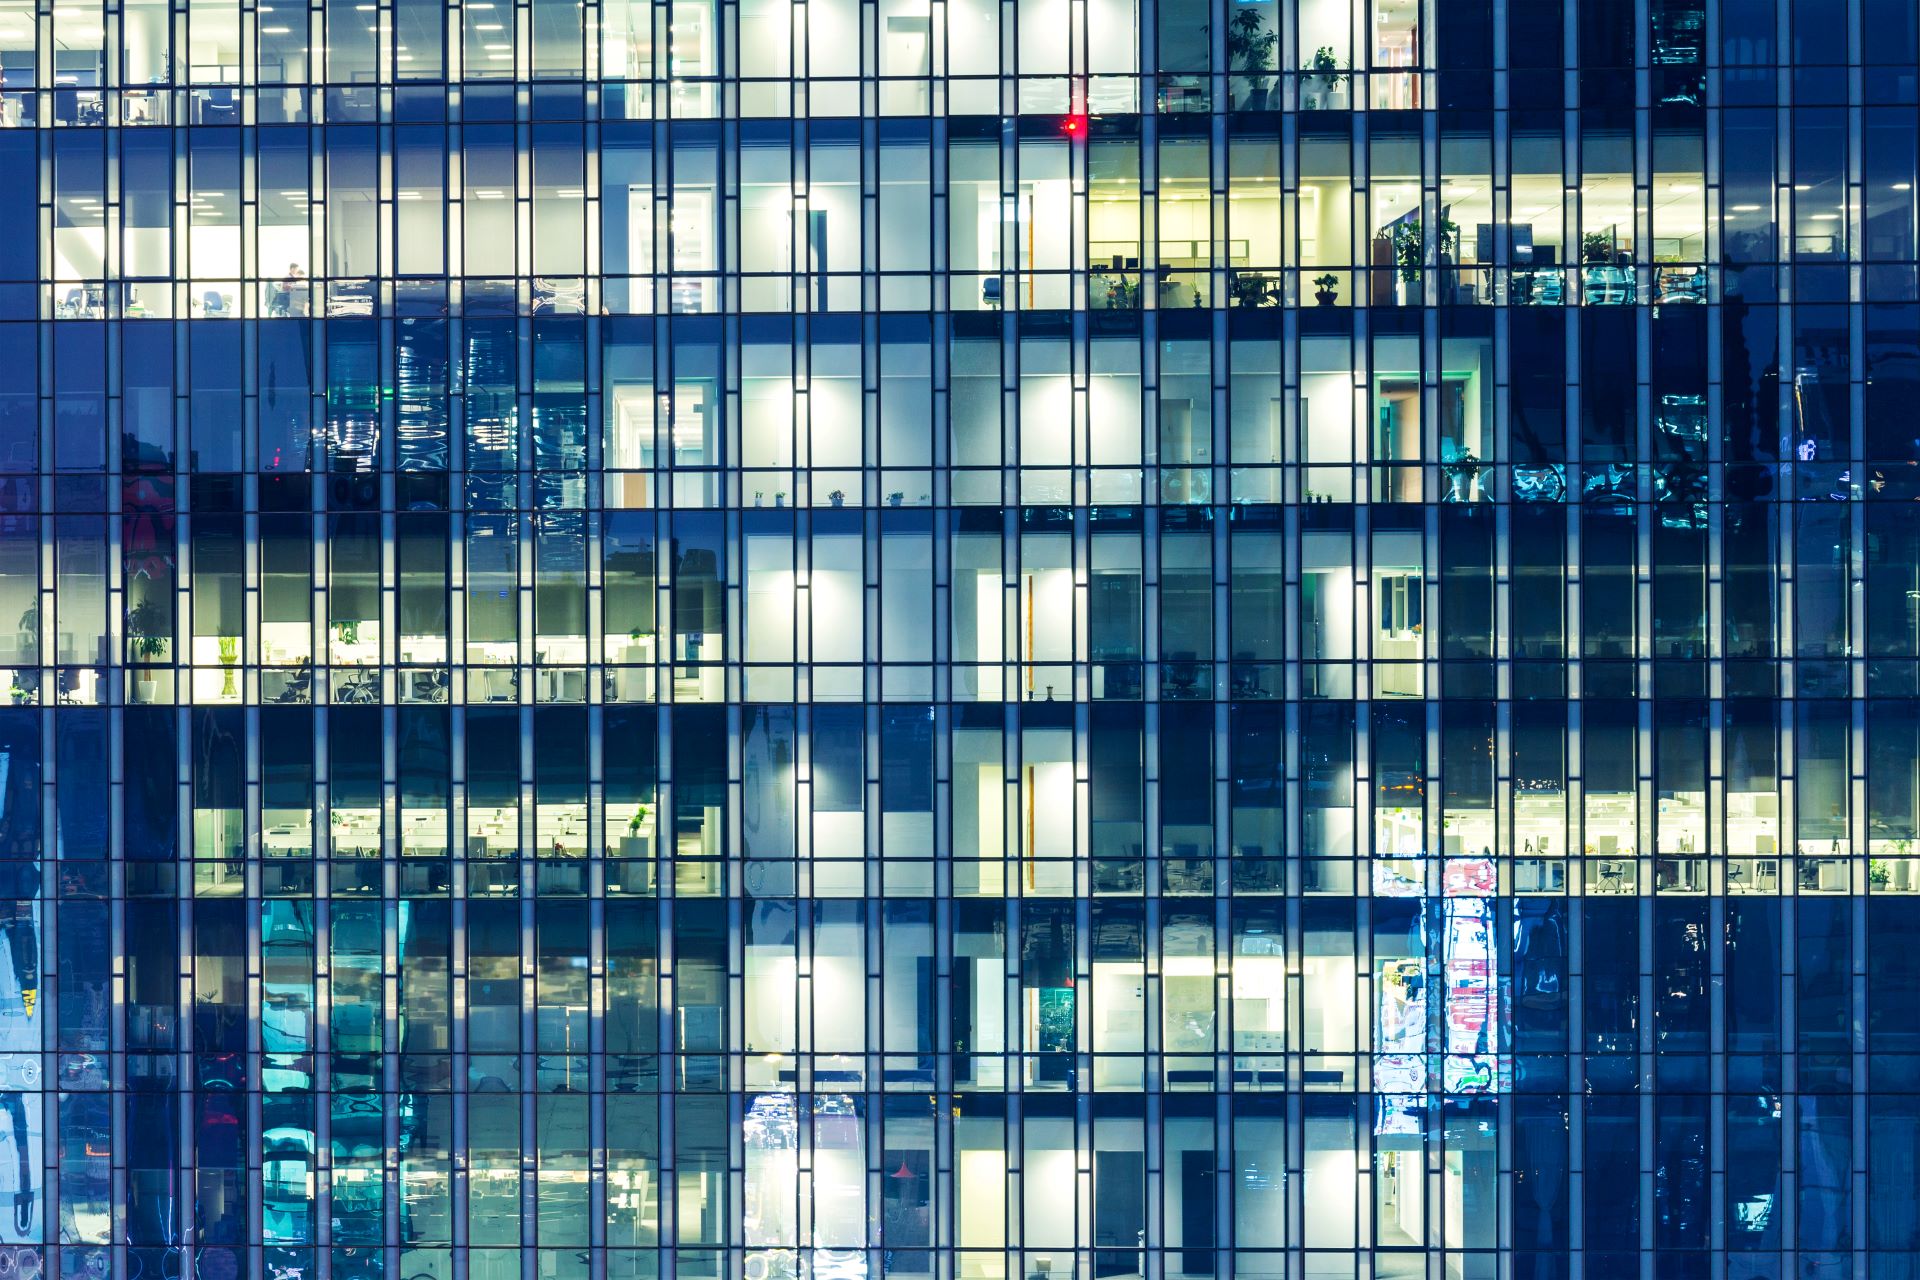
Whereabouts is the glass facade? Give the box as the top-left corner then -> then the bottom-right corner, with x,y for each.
0,0 -> 1918,1275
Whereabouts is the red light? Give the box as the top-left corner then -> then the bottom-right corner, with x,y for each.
1062,115 -> 1085,135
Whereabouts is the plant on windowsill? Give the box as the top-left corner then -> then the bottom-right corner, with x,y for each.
217,634 -> 240,697
1312,273 -> 1340,305
887,491 -> 905,507
1223,9 -> 1278,110
1303,46 -> 1350,109
828,489 -> 846,507
1096,273 -> 1141,309
1229,272 -> 1276,308
1871,859 -> 1892,889
1309,46 -> 1349,85
5,680 -> 26,706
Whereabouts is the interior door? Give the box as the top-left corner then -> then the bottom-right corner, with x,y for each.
1093,1148 -> 1145,1277
1181,1148 -> 1217,1274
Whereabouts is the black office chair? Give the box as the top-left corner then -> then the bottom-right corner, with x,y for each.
199,86 -> 238,124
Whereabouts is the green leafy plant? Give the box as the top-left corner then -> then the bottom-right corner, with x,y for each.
1096,272 -> 1140,308
1308,46 -> 1349,86
1581,231 -> 1616,264
1871,859 -> 1892,888
1229,273 -> 1276,308
126,596 -> 169,662
217,633 -> 240,696
1224,10 -> 1278,100
1391,218 -> 1460,285
332,618 -> 362,647
1392,223 -> 1423,285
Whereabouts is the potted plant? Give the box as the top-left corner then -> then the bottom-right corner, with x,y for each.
126,596 -> 167,658
1223,9 -> 1278,109
1312,273 -> 1339,305
331,618 -> 361,650
1391,221 -> 1423,303
1581,231 -> 1615,265
887,491 -> 905,507
125,595 -> 168,694
1390,218 -> 1459,304
1442,446 -> 1481,501
827,489 -> 846,508
217,634 -> 240,697
1303,46 -> 1349,109
1229,272 -> 1275,308
622,804 -> 652,857
1095,272 -> 1140,309
1871,859 -> 1892,889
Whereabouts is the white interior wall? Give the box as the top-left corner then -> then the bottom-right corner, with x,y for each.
1302,954 -> 1356,1052
809,535 -> 864,663
880,532 -> 933,660
809,373 -> 863,468
1301,1140 -> 1356,1249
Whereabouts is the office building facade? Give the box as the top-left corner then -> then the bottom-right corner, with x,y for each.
0,0 -> 1918,1275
